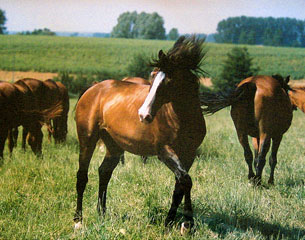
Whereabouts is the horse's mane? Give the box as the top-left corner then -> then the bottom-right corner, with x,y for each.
150,36 -> 207,79
272,74 -> 292,93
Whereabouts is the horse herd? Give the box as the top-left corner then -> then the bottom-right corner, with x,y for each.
1,36 -> 304,232
0,78 -> 69,159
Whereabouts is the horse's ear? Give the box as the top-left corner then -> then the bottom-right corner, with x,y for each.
158,50 -> 165,59
285,75 -> 290,83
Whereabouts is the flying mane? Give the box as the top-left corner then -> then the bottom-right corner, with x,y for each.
150,36 -> 207,81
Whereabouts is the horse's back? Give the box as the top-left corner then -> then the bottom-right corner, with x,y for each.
233,76 -> 292,137
122,77 -> 151,85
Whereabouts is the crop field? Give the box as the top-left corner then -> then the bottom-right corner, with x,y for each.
0,35 -> 305,80
0,98 -> 304,240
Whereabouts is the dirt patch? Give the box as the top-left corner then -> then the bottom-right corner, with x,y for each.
0,71 -> 58,82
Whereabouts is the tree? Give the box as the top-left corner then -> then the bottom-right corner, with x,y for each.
212,47 -> 259,91
31,28 -> 55,36
111,11 -> 166,40
0,9 -> 7,34
111,11 -> 137,38
168,28 -> 179,40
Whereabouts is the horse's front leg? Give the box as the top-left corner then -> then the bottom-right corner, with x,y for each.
159,145 -> 194,228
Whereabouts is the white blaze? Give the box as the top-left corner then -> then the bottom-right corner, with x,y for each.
138,71 -> 166,122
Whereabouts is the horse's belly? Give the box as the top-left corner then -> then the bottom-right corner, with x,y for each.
104,124 -> 158,156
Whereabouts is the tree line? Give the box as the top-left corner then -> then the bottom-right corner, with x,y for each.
1,8 -> 305,47
215,16 -> 305,47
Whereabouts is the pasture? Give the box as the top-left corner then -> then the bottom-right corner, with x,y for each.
0,98 -> 304,239
0,35 -> 305,80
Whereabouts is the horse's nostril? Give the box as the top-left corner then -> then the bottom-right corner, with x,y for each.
144,114 -> 152,123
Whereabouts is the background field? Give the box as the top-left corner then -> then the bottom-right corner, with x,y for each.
0,99 -> 304,240
1,35 -> 305,81
0,35 -> 304,239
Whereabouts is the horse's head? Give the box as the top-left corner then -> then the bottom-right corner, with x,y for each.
138,63 -> 170,124
53,116 -> 68,143
138,36 -> 206,124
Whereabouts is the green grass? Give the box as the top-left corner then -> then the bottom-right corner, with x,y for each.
1,35 -> 305,80
0,99 -> 304,239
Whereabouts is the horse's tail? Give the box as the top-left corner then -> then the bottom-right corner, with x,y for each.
200,83 -> 253,115
21,99 -> 63,124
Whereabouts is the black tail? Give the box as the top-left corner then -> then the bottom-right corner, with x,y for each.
200,86 -> 248,115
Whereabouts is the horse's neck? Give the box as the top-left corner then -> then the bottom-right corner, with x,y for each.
169,86 -> 202,121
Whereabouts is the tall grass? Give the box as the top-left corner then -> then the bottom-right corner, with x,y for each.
0,35 -> 305,80
0,99 -> 304,239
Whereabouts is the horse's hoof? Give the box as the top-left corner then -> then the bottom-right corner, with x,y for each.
180,221 -> 191,236
74,221 -> 83,230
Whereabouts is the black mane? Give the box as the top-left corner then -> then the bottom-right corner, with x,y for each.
150,35 -> 207,78
272,74 -> 292,93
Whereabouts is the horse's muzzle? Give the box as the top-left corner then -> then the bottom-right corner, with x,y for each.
139,113 -> 153,124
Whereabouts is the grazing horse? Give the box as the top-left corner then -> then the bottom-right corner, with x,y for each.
200,75 -> 293,185
48,81 -> 69,143
0,81 -> 62,160
12,78 -> 69,149
288,85 -> 305,113
74,36 -> 206,229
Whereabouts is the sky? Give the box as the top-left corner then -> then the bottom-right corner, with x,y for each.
1,0 -> 304,34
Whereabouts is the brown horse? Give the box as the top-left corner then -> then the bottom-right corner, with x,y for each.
0,81 -> 62,160
12,78 -> 69,149
288,85 -> 305,113
74,36 -> 207,229
201,75 -> 293,185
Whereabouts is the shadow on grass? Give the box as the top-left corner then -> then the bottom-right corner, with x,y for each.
194,204 -> 305,239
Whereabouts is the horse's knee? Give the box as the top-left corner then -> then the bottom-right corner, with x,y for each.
179,173 -> 192,191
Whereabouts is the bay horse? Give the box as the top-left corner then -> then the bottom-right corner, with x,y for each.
74,36 -> 207,230
200,75 -> 293,185
288,85 -> 305,113
0,81 -> 62,160
11,78 -> 69,150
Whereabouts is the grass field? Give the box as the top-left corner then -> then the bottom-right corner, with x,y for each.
1,35 -> 305,80
0,99 -> 304,239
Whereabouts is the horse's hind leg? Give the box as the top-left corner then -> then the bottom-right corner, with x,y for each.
74,131 -> 99,224
268,135 -> 282,185
252,137 -> 259,168
254,134 -> 271,185
238,133 -> 255,180
97,130 -> 123,215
